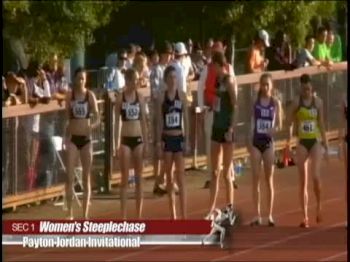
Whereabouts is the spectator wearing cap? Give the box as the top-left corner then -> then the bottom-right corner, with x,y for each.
197,42 -> 235,188
246,30 -> 270,73
150,41 -> 173,194
170,42 -> 189,94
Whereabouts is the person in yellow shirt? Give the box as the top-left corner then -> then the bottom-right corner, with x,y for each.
286,74 -> 328,228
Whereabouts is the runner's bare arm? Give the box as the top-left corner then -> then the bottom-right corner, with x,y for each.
180,91 -> 190,147
89,91 -> 100,129
227,76 -> 238,132
139,92 -> 149,145
157,91 -> 165,145
286,99 -> 298,145
115,94 -> 122,150
64,90 -> 72,139
316,98 -> 328,148
275,98 -> 283,132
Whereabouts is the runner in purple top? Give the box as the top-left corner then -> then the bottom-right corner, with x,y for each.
248,73 -> 282,227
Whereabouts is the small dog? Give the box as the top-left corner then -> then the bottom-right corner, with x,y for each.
203,204 -> 236,248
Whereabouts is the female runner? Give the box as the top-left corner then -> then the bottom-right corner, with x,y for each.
286,74 -> 328,228
65,67 -> 100,219
115,68 -> 149,219
157,65 -> 190,219
207,52 -> 238,215
248,73 -> 282,226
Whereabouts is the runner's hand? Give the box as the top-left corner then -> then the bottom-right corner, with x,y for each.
224,130 -> 234,143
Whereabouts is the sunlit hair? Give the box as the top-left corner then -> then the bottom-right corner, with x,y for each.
124,68 -> 138,82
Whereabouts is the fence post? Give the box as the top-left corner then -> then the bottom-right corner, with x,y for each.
103,91 -> 112,193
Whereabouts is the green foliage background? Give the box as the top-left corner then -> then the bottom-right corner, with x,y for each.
3,1 -> 346,64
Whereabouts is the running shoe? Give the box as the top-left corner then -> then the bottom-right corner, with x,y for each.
299,219 -> 309,228
153,185 -> 167,196
249,217 -> 262,226
203,180 -> 211,189
267,218 -> 275,227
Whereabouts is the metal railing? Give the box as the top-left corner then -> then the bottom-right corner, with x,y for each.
2,62 -> 347,209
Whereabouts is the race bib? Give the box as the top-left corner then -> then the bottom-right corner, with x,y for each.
72,103 -> 88,118
125,104 -> 140,120
256,119 -> 272,134
165,112 -> 180,128
301,121 -> 316,133
213,96 -> 221,112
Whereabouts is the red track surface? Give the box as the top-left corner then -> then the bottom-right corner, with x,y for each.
3,158 -> 347,261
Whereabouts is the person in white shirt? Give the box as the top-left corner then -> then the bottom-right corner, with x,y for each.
294,35 -> 321,68
197,42 -> 235,189
170,42 -> 188,94
107,49 -> 128,93
105,49 -> 118,70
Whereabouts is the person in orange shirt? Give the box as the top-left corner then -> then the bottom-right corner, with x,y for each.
247,30 -> 270,73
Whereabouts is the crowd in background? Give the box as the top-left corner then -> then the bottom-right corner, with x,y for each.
1,20 -> 345,195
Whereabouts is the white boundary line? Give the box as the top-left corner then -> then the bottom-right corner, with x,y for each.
318,251 -> 347,261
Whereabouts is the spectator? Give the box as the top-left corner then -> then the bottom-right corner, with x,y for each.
313,27 -> 332,66
37,54 -> 68,188
105,46 -> 119,69
326,29 -> 342,62
3,72 -> 27,106
203,38 -> 214,64
187,38 -> 193,55
170,42 -> 189,95
246,30 -> 270,73
133,52 -> 150,89
266,30 -> 293,71
148,49 -> 159,69
293,35 -> 321,68
150,41 -> 173,194
126,43 -> 137,69
43,54 -> 68,101
24,60 -> 52,190
191,42 -> 206,81
197,43 -> 235,188
107,49 -> 128,93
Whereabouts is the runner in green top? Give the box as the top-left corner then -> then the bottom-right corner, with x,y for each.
206,52 -> 238,218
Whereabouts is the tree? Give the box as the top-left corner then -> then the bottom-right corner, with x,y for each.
218,1 -> 339,48
3,0 -> 125,66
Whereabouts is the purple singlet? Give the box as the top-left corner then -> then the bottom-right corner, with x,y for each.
253,98 -> 276,140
